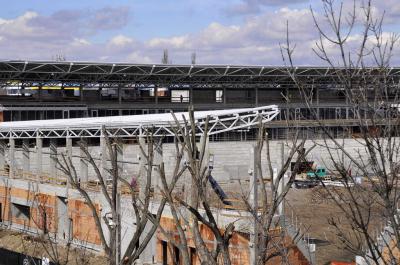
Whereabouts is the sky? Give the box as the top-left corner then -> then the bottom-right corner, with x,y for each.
0,0 -> 399,65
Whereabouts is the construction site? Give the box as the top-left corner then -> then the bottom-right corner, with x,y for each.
0,61 -> 397,265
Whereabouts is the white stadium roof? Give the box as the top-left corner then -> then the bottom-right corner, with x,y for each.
0,105 -> 280,139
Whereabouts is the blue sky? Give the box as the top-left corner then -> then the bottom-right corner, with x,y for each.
0,0 -> 399,65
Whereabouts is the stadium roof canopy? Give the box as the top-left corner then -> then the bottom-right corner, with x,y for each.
0,60 -> 399,88
0,105 -> 279,138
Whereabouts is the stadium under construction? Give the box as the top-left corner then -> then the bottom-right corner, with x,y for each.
0,60 -> 397,265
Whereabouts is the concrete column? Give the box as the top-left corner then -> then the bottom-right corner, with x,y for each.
61,84 -> 65,98
38,85 -> 42,101
98,86 -> 102,101
9,138 -> 15,178
79,84 -> 84,101
154,86 -> 158,105
117,141 -> 123,177
79,138 -> 88,184
249,146 -> 259,265
22,139 -> 30,173
0,140 -> 6,171
153,139 -> 163,189
100,136 -> 107,180
36,137 -> 43,180
66,138 -> 72,187
50,139 -> 57,179
255,87 -> 259,106
223,87 -> 227,105
118,86 -> 122,104
138,137 -> 147,201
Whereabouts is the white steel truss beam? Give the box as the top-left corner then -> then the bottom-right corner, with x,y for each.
0,106 -> 280,139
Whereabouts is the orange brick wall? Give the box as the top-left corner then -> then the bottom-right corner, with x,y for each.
155,217 -> 309,265
0,184 -> 102,246
68,199 -> 102,245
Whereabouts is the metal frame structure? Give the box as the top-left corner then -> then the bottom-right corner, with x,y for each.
0,105 -> 279,139
1,60 -> 400,88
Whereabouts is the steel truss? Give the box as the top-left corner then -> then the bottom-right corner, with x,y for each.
1,61 -> 400,88
0,105 -> 279,139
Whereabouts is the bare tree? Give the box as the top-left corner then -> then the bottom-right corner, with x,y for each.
55,127 -> 180,265
191,52 -> 196,65
245,123 -> 314,265
155,108 -> 312,265
162,49 -> 171,64
281,0 -> 400,263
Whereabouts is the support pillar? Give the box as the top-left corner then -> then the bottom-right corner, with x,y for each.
100,135 -> 107,180
249,146 -> 259,265
61,84 -> 65,98
36,137 -> 42,180
50,139 -> 57,179
38,85 -> 42,101
0,140 -> 6,171
255,87 -> 259,106
153,139 -> 163,190
138,137 -> 146,201
98,86 -> 102,101
118,86 -> 122,104
22,139 -> 30,173
80,138 -> 88,184
223,87 -> 227,105
66,138 -> 72,187
9,138 -> 15,178
154,86 -> 158,105
79,84 -> 84,101
116,141 -> 123,177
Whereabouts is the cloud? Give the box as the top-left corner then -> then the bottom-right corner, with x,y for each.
109,35 -> 135,47
3,6 -> 130,42
88,7 -> 130,31
0,4 -> 398,66
226,0 -> 309,15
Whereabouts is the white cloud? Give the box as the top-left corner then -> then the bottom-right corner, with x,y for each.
127,52 -> 152,64
72,38 -> 91,46
109,35 -> 134,46
0,4 -> 398,66
148,35 -> 190,49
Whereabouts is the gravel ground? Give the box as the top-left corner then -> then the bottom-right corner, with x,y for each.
286,186 -> 383,265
